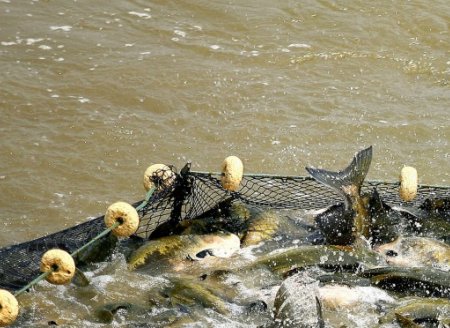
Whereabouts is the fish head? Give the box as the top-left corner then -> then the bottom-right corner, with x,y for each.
205,233 -> 241,258
375,236 -> 450,269
187,233 -> 240,260
373,237 -> 410,267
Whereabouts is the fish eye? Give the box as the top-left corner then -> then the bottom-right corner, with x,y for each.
196,249 -> 213,259
385,250 -> 398,257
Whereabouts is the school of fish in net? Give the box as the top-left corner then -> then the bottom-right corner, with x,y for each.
0,146 -> 449,327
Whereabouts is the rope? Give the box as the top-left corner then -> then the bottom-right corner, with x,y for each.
14,271 -> 52,297
190,170 -> 304,179
11,187 -> 157,297
70,221 -> 120,258
136,187 -> 156,212
190,170 -> 450,189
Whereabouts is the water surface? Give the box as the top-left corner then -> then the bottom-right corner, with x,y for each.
0,0 -> 449,326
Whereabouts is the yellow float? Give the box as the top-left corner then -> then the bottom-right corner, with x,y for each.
143,164 -> 175,192
104,201 -> 140,237
399,166 -> 418,202
0,290 -> 19,327
220,156 -> 244,191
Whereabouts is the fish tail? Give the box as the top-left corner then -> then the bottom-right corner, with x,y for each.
306,146 -> 372,196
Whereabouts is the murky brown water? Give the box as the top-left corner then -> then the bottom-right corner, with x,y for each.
0,0 -> 449,326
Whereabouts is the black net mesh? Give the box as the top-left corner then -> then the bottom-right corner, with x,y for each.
1,163 -> 449,291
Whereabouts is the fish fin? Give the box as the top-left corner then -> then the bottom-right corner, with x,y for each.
370,188 -> 384,209
315,296 -> 325,328
392,205 -> 427,220
306,146 -> 372,196
72,268 -> 90,287
353,236 -> 372,250
395,313 -> 421,328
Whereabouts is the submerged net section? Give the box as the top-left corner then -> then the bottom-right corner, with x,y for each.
1,163 -> 449,291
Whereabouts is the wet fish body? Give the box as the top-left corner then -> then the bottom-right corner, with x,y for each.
360,266 -> 450,298
306,146 -> 373,245
420,196 -> 450,218
178,201 -> 252,237
247,244 -> 384,276
306,147 -> 408,247
241,210 -> 280,247
318,284 -> 395,311
318,284 -> 395,327
271,271 -> 394,328
367,188 -> 402,245
179,202 -> 282,247
394,197 -> 450,240
128,232 -> 240,271
271,272 -> 323,328
165,276 -> 232,315
94,302 -> 148,323
380,298 -> 450,327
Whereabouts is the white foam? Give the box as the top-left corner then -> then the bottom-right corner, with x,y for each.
50,25 -> 72,32
288,43 -> 312,49
174,30 -> 186,38
26,38 -> 43,45
92,274 -> 115,289
1,41 -> 17,46
78,97 -> 90,103
128,11 -> 151,19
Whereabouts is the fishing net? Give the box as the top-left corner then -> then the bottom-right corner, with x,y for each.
1,163 -> 449,291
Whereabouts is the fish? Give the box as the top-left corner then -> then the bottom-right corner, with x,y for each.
394,313 -> 422,328
367,188 -> 402,245
420,196 -> 450,218
392,197 -> 450,240
317,284 -> 396,327
127,232 -> 240,271
94,302 -> 148,323
379,298 -> 450,327
318,284 -> 395,311
360,266 -> 450,298
271,271 -> 323,328
305,146 -> 373,245
241,210 -> 280,247
271,271 -> 394,328
177,203 -> 283,247
164,276 -> 232,315
163,201 -> 252,239
247,244 -> 384,276
374,236 -> 450,270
